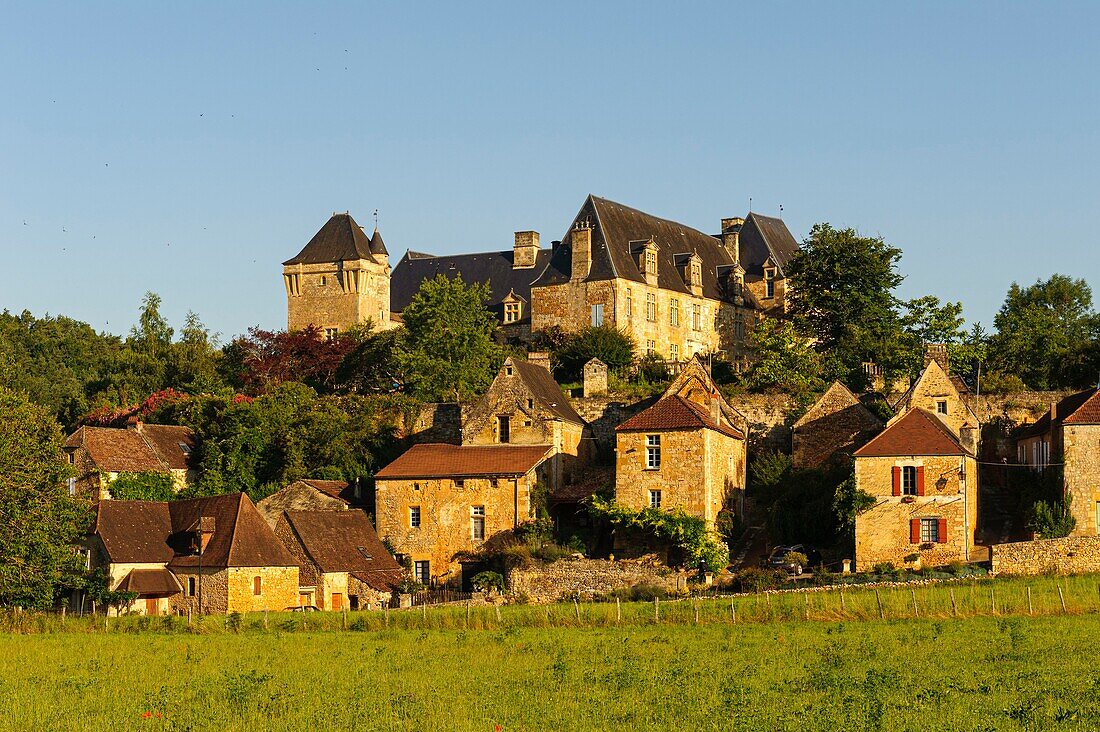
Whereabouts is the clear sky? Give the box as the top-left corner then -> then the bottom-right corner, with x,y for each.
2,2 -> 1098,341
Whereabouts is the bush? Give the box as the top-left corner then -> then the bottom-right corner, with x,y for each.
553,325 -> 635,382
871,562 -> 900,579
107,471 -> 177,501
782,551 -> 808,569
729,567 -> 788,593
470,571 -> 505,594
980,371 -> 1028,394
1029,496 -> 1076,538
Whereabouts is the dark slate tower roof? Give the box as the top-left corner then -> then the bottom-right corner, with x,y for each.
369,228 -> 388,258
283,213 -> 377,265
737,212 -> 800,277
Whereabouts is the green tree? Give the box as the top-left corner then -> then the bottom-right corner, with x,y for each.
0,388 -> 89,608
397,275 -> 504,401
553,325 -> 636,382
785,224 -> 907,384
167,312 -> 223,393
989,275 -> 1099,389
107,471 -> 177,501
744,319 -> 825,396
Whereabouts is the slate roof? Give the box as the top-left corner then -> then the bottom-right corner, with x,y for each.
510,358 -> 586,425
374,444 -> 552,480
93,493 -> 297,569
737,212 -> 800,277
369,228 -> 388,257
115,568 -> 181,596
282,511 -> 404,591
854,408 -> 968,457
65,424 -> 195,473
390,248 -> 553,321
283,213 -> 379,265
297,479 -> 361,504
616,395 -> 745,439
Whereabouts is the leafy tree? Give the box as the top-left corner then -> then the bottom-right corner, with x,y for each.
833,473 -> 876,542
225,325 -> 363,395
397,275 -> 504,401
901,296 -> 966,346
0,388 -> 89,608
785,224 -> 907,384
586,496 -> 728,572
336,327 -> 408,394
167,312 -> 223,393
81,568 -> 138,614
989,275 -> 1099,389
553,325 -> 635,383
744,319 -> 825,396
107,471 -> 177,501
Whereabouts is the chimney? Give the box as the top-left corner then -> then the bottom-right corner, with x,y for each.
721,217 -> 744,265
571,222 -> 592,281
527,351 -> 551,372
513,231 -> 540,269
1050,401 -> 1058,424
922,343 -> 950,374
710,395 -> 722,426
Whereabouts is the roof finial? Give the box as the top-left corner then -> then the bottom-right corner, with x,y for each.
779,204 -> 783,216
748,196 -> 752,213
373,208 -> 379,231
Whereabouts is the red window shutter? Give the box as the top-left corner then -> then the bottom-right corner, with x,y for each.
892,466 -> 902,496
916,466 -> 926,496
910,519 -> 921,544
937,518 -> 948,543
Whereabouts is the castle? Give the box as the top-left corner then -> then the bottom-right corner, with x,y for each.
283,195 -> 800,360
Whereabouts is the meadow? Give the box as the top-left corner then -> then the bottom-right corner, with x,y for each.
3,576 -> 1100,731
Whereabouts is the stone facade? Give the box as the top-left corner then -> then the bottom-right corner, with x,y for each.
506,557 -> 688,603
854,453 -> 979,570
991,535 -> 1100,575
1063,423 -> 1100,535
583,358 -> 608,398
893,358 -> 980,454
792,381 -> 884,469
165,566 -> 299,614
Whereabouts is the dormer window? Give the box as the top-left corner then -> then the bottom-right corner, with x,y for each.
690,261 -> 702,287
764,266 -> 777,299
645,249 -> 657,275
504,301 -> 521,323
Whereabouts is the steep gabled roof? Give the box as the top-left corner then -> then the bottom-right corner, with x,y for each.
530,196 -> 748,302
793,381 -> 882,430
510,358 -> 586,425
375,444 -> 552,480
854,408 -> 968,457
66,424 -> 195,474
115,568 -> 181,596
283,213 -> 377,265
738,212 -> 800,277
616,395 -> 744,439
283,511 -> 403,587
94,501 -> 174,564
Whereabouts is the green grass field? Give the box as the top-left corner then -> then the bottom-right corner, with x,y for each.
3,576 -> 1100,731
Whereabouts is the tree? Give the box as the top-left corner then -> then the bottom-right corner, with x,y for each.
0,388 -> 89,608
225,325 -> 362,395
989,275 -> 1099,389
397,275 -> 504,401
167,312 -> 223,394
553,325 -> 635,383
744,319 -> 825,396
785,224 -> 907,383
336,327 -> 408,394
107,471 -> 177,501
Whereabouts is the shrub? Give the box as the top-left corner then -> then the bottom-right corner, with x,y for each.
470,571 -> 505,594
871,562 -> 900,579
1029,496 -> 1076,538
980,371 -> 1028,394
729,567 -> 788,593
107,471 -> 177,501
782,551 -> 808,570
553,325 -> 635,382
499,544 -> 534,571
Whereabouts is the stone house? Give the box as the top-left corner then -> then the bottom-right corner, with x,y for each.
791,381 -> 885,469
283,212 -> 392,335
274,510 -> 404,610
529,196 -> 798,364
462,354 -> 592,490
373,443 -> 553,586
853,408 -> 979,570
390,231 -> 553,342
614,357 -> 747,529
256,478 -> 368,527
63,421 -> 196,500
86,493 -> 299,615
891,347 -> 981,455
1016,388 -> 1100,535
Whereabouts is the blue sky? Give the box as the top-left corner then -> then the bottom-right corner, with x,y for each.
2,2 -> 1098,340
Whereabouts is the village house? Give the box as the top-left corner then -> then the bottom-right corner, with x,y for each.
462,354 -> 592,490
283,212 -> 392,335
791,381 -> 885,470
63,421 -> 196,500
529,196 -> 798,365
86,493 -> 299,615
256,478 -> 368,527
373,443 -> 553,586
1016,387 -> 1100,535
614,357 -> 747,530
891,346 -> 981,455
274,510 -> 404,610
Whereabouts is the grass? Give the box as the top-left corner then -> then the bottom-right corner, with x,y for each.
3,575 -> 1100,730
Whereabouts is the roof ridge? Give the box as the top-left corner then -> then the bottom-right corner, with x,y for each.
282,512 -> 321,571
225,492 -> 245,566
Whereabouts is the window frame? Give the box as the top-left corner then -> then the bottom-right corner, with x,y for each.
471,505 -> 486,541
645,434 -> 662,470
936,400 -> 948,415
649,489 -> 662,509
409,505 -> 422,528
646,292 -> 657,322
920,518 -> 940,543
670,299 -> 680,327
902,466 -> 918,496
503,301 -> 521,323
414,560 -> 430,586
591,303 -> 604,327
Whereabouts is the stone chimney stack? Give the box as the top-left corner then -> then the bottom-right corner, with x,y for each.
513,231 -> 540,269
527,351 -> 551,372
923,343 -> 950,374
721,217 -> 744,265
571,222 -> 592,281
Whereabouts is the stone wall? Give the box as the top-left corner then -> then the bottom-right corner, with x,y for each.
1063,424 -> 1100,536
284,257 -> 390,333
226,566 -> 299,613
507,557 -> 689,603
991,536 -> 1100,575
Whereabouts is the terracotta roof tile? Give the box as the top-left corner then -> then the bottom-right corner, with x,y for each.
94,501 -> 174,563
374,444 -> 551,479
1061,388 -> 1100,425
510,359 -> 585,425
65,424 -> 195,474
283,510 -> 403,590
616,395 -> 744,439
854,408 -> 966,457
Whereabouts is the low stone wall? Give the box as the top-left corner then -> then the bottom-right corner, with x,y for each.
991,536 -> 1100,575
507,557 -> 690,603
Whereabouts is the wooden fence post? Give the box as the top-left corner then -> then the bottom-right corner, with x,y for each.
1058,585 -> 1067,613
875,589 -> 884,620
950,589 -> 957,617
465,601 -> 470,628
264,608 -> 268,630
495,604 -> 502,623
654,597 -> 660,622
694,602 -> 700,625
990,588 -> 996,616
730,598 -> 736,624
1027,586 -> 1033,616
573,599 -> 580,623
912,588 -> 918,618
840,586 -> 846,613
616,597 -> 621,623
804,593 -> 810,621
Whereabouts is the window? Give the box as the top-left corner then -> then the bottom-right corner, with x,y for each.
409,506 -> 421,528
626,289 -> 633,318
323,327 -> 339,341
646,339 -> 655,355
692,304 -> 701,330
902,466 -> 918,496
936,400 -> 948,415
591,303 -> 604,327
414,560 -> 430,585
187,577 -> 196,597
920,518 -> 940,543
413,482 -> 420,491
504,302 -> 521,323
764,268 -> 776,298
178,442 -> 191,455
471,506 -> 486,541
645,249 -> 657,275
670,343 -> 679,361
320,275 -> 327,286
67,477 -> 77,497
253,576 -> 262,596
646,435 -> 661,469
498,415 -> 510,443
649,490 -> 662,509
506,365 -> 514,376
455,479 -> 465,489
356,546 -> 372,560
690,261 -> 701,286
670,299 -> 680,327
646,293 -> 657,322
526,398 -> 534,410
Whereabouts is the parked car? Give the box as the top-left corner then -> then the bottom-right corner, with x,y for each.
763,544 -> 822,575
287,605 -> 321,612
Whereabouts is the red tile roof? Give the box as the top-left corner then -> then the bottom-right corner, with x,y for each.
616,395 -> 744,439
66,424 -> 195,473
374,444 -> 552,479
1062,388 -> 1100,425
854,408 -> 967,457
299,479 -> 361,504
282,511 -> 404,591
